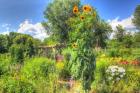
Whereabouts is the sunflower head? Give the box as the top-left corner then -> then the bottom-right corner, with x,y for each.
73,5 -> 79,14
83,5 -> 92,12
80,16 -> 85,20
72,43 -> 78,48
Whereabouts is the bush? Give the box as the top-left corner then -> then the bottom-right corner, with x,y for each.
126,68 -> 140,92
0,62 -> 9,77
21,57 -> 56,79
0,55 -> 10,77
10,44 -> 24,64
21,57 -> 61,93
58,62 -> 71,80
2,77 -> 35,93
107,48 -> 120,57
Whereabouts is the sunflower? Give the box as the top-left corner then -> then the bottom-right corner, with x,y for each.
73,5 -> 79,14
80,16 -> 85,20
72,43 -> 78,48
83,5 -> 92,12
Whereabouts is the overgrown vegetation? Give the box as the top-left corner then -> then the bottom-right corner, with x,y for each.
0,0 -> 140,93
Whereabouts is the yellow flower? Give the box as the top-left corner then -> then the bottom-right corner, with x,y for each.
83,5 -> 92,12
100,54 -> 106,57
72,42 -> 78,48
73,5 -> 79,14
80,16 -> 85,20
56,62 -> 64,70
52,48 -> 55,52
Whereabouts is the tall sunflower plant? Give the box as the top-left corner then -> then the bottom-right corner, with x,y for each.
67,4 -> 98,92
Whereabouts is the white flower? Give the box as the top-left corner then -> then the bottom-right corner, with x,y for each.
116,77 -> 120,81
111,73 -> 115,76
106,65 -> 126,81
120,74 -> 124,78
118,67 -> 125,73
108,77 -> 112,80
106,69 -> 109,73
111,68 -> 116,73
123,72 -> 126,75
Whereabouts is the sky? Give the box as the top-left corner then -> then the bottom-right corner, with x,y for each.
0,0 -> 140,40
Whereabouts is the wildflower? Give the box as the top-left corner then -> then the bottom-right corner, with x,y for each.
56,62 -> 64,70
100,54 -> 106,57
83,5 -> 92,12
116,77 -> 120,81
52,48 -> 55,52
119,60 -> 129,65
73,5 -> 79,14
72,42 -> 78,48
106,65 -> 125,82
120,74 -> 124,78
111,73 -> 115,76
108,77 -> 112,80
111,68 -> 116,73
118,67 -> 125,73
131,60 -> 139,66
80,16 -> 85,20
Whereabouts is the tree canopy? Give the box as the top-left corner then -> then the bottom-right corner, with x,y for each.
44,0 -> 80,43
133,5 -> 140,31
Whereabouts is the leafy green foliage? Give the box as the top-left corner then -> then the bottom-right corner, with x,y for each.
10,44 -> 24,63
21,57 -> 55,79
133,32 -> 140,47
94,21 -> 112,48
67,5 -> 97,91
133,5 -> 140,30
44,0 -> 80,43
115,25 -> 126,42
0,54 -> 10,76
0,35 -> 8,53
2,77 -> 35,93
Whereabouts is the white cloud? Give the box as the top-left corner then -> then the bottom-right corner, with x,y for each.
1,24 -> 11,28
0,31 -> 10,35
108,16 -> 138,38
17,20 -> 48,41
0,23 -> 14,35
108,16 -> 136,31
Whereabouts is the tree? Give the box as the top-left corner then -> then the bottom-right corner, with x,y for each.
10,44 -> 24,63
8,32 -> 21,46
9,33 -> 37,63
13,34 -> 36,57
133,32 -> 140,47
0,35 -> 8,53
94,21 -> 112,48
44,0 -> 80,43
26,38 -> 36,58
133,5 -> 140,30
115,25 -> 125,42
13,34 -> 32,45
123,33 -> 133,48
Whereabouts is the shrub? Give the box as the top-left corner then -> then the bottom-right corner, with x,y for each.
10,44 -> 24,64
106,66 -> 126,83
107,48 -> 120,57
126,68 -> 140,92
20,58 -> 60,93
21,57 -> 56,79
0,55 -> 10,76
2,77 -> 35,93
58,62 -> 71,80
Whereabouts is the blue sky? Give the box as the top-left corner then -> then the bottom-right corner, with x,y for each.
0,0 -> 139,39
82,0 -> 140,20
